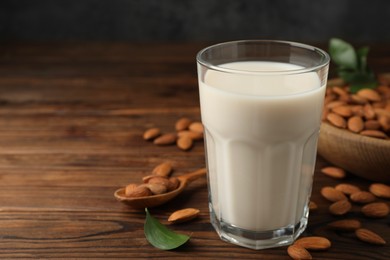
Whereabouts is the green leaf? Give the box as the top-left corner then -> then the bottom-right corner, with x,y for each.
329,38 -> 358,69
144,208 -> 190,250
356,46 -> 369,72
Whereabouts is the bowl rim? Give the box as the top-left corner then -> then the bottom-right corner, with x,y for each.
321,122 -> 390,147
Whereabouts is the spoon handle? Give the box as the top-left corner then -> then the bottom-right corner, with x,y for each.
178,168 -> 207,183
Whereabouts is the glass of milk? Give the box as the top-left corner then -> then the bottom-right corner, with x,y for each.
196,40 -> 329,250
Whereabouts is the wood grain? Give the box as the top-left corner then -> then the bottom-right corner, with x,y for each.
0,43 -> 389,259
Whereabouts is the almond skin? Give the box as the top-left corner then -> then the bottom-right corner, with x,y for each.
167,177 -> 180,191
363,103 -> 376,120
329,200 -> 352,215
175,117 -> 192,131
143,183 -> 167,195
287,244 -> 312,260
189,122 -> 204,133
335,183 -> 361,195
321,166 -> 346,179
378,115 -> 390,131
124,183 -> 138,196
153,133 -> 177,145
350,191 -> 376,204
361,202 -> 390,218
357,88 -> 382,102
152,162 -> 173,177
327,219 -> 362,231
360,130 -> 388,139
332,105 -> 353,117
369,183 -> 390,199
321,186 -> 348,202
364,120 -> 381,130
327,112 -> 347,128
355,228 -> 386,245
294,236 -> 331,250
177,130 -> 204,141
326,100 -> 346,109
332,86 -> 349,97
177,135 -> 193,151
347,116 -> 364,133
168,208 -> 200,224
143,127 -> 161,140
309,201 -> 318,211
125,185 -> 152,197
146,176 -> 171,187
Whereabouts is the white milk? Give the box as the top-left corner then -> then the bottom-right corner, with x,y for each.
199,61 -> 325,231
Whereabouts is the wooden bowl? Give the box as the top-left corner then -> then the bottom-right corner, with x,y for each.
318,122 -> 390,182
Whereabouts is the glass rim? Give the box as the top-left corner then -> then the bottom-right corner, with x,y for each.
196,40 -> 330,75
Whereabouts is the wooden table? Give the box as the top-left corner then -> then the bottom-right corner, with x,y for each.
0,43 -> 389,259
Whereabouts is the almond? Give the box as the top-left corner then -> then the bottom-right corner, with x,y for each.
177,135 -> 193,151
327,219 -> 361,231
326,100 -> 346,109
321,187 -> 348,202
329,200 -> 352,215
360,130 -> 388,139
143,183 -> 167,195
287,244 -> 312,260
153,133 -> 177,145
124,183 -> 138,196
167,177 -> 180,191
363,103 -> 376,120
351,94 -> 368,104
351,105 -> 365,116
350,191 -> 376,204
364,120 -> 381,130
177,130 -> 204,141
175,117 -> 192,131
357,88 -> 382,102
309,201 -> 318,211
347,116 -> 364,133
152,162 -> 173,177
326,112 -> 347,128
143,127 -> 161,140
355,228 -> 386,245
332,86 -> 349,97
294,236 -> 331,250
335,183 -> 361,195
189,122 -> 204,133
321,166 -> 346,179
125,185 -> 152,197
378,115 -> 390,131
142,175 -> 156,183
361,202 -> 390,218
374,107 -> 390,117
168,208 -> 200,224
332,105 -> 353,117
146,176 -> 171,187
369,183 -> 390,199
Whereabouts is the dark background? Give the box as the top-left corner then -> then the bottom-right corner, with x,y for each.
1,0 -> 389,43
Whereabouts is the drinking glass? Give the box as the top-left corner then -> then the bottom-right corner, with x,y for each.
196,40 -> 329,249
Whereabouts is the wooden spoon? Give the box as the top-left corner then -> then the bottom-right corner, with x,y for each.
114,168 -> 207,209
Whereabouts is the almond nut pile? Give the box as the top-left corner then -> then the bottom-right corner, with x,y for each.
291,166 -> 389,259
322,84 -> 390,139
124,162 -> 180,197
143,117 -> 204,151
317,166 -> 389,245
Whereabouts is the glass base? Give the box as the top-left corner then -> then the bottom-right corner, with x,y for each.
209,206 -> 308,250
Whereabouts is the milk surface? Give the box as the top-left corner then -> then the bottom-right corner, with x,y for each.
199,61 -> 325,231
